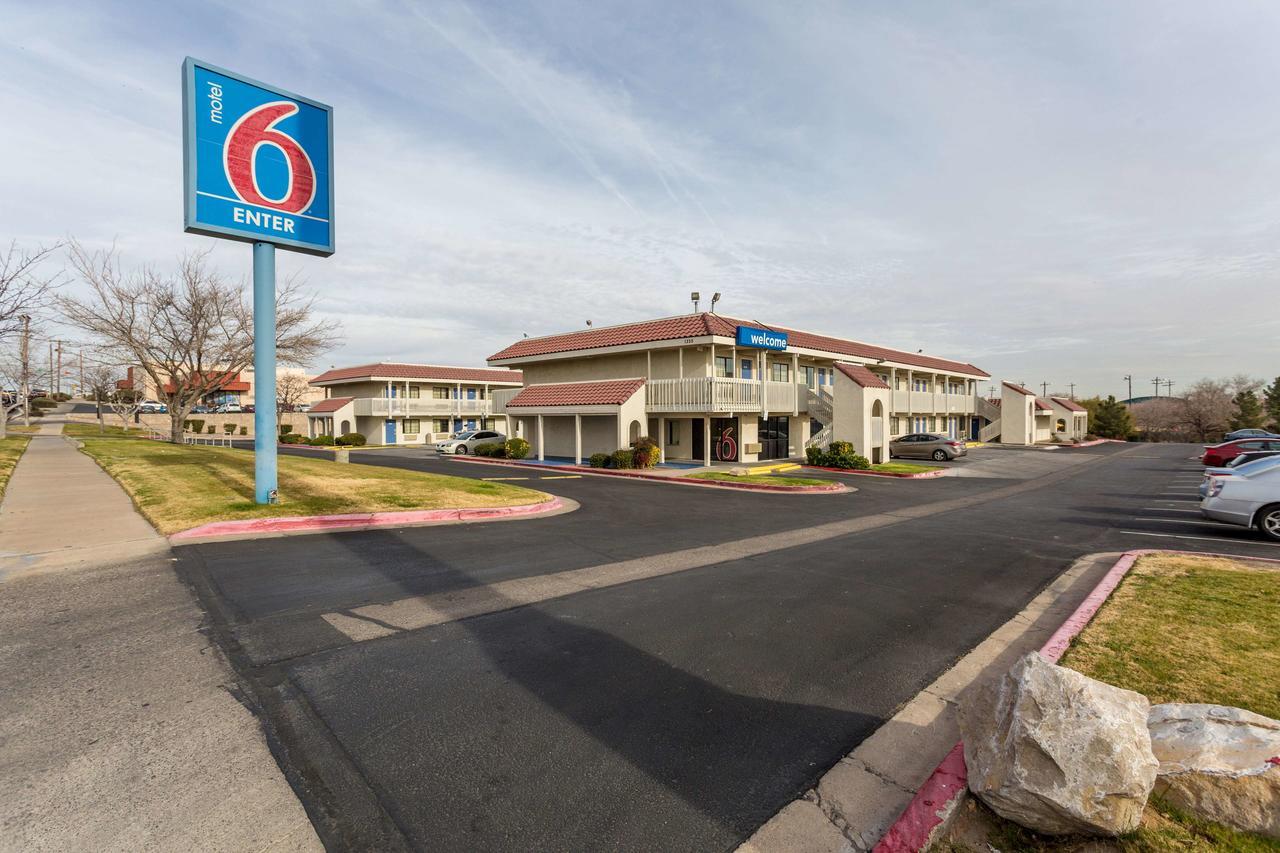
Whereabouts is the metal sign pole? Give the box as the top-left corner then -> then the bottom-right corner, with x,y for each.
253,241 -> 278,504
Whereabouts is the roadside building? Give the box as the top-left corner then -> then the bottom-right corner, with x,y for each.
1048,396 -> 1089,441
116,366 -> 322,409
486,313 -> 992,464
305,363 -> 523,445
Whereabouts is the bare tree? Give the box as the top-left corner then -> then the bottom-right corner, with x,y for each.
0,241 -> 62,340
0,348 -> 24,439
1177,379 -> 1233,442
276,371 -> 312,430
82,361 -> 128,434
58,241 -> 340,443
1131,397 -> 1183,441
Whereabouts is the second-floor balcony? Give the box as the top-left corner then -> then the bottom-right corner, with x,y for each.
644,377 -> 803,413
351,397 -> 493,417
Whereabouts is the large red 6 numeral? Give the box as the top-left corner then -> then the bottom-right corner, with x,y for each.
223,101 -> 316,214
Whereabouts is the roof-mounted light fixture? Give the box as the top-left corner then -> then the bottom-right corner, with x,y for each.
691,291 -> 701,312
710,292 -> 721,312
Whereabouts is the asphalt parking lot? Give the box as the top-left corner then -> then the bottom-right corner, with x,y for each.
177,441 -> 1275,850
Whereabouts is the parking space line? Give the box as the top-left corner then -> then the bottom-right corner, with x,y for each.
1132,517 -> 1238,528
481,476 -> 530,481
541,475 -> 582,479
1120,531 -> 1280,548
1140,507 -> 1199,513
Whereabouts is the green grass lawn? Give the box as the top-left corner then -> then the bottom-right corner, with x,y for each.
73,432 -> 551,534
941,553 -> 1280,852
686,471 -> 833,487
869,462 -> 941,475
0,434 -> 32,500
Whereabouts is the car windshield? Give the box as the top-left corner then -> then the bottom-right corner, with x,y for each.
454,432 -> 477,440
1236,456 -> 1280,476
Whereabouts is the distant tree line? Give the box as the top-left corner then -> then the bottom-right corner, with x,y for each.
1076,375 -> 1280,442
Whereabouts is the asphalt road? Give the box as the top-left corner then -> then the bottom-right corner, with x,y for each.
175,442 -> 1276,851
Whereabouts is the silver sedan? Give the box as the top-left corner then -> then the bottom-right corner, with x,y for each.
889,433 -> 968,461
434,430 -> 506,455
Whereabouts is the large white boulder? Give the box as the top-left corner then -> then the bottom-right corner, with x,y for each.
1148,703 -> 1280,838
959,652 -> 1158,836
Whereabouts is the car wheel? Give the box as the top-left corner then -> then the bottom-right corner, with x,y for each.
456,445 -> 467,455
932,449 -> 948,461
1256,504 -> 1280,541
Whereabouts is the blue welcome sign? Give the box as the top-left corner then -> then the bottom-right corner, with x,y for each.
182,58 -> 335,256
736,325 -> 788,351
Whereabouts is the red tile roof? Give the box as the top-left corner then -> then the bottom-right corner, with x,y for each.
308,396 -> 353,414
834,362 -> 890,389
312,363 -> 523,385
1051,396 -> 1086,413
1034,399 -> 1052,411
505,378 -> 646,408
488,313 -> 988,377
1003,381 -> 1035,396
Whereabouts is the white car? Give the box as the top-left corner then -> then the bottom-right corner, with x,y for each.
1201,463 -> 1280,541
214,403 -> 243,414
138,399 -> 168,414
434,430 -> 506,455
1198,455 -> 1280,498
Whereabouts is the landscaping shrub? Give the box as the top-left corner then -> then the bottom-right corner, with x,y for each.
610,448 -> 635,469
588,452 -> 611,468
206,425 -> 216,434
505,437 -> 530,460
279,433 -> 304,444
223,423 -> 236,434
278,423 -> 295,436
239,426 -> 247,436
806,441 -> 870,469
475,442 -> 504,457
52,392 -> 71,402
187,419 -> 205,434
630,435 -> 660,468
309,435 -> 335,446
805,446 -> 823,465
335,432 -> 367,446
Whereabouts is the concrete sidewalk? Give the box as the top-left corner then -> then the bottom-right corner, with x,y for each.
0,420 -> 321,851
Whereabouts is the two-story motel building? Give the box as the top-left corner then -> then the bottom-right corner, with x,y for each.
485,313 -> 997,465
305,363 -> 523,445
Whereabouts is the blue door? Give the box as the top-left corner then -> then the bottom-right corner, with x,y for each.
453,418 -> 463,432
384,420 -> 395,444
467,388 -> 476,400
390,386 -> 397,398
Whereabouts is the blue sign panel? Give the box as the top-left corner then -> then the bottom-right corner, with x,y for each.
183,58 -> 334,256
736,325 -> 788,351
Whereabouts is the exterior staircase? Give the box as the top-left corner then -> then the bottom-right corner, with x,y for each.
976,396 -> 1002,442
805,388 -> 834,448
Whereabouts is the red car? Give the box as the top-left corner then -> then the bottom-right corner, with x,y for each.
1201,438 -> 1280,466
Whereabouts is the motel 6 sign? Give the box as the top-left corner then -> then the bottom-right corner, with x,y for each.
182,58 -> 335,256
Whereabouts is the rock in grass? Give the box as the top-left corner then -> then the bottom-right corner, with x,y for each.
1148,703 -> 1280,838
959,652 -> 1158,836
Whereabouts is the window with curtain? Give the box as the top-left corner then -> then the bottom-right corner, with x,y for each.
769,362 -> 790,382
714,355 -> 733,377
403,419 -> 421,434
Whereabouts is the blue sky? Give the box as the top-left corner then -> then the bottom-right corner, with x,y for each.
4,0 -> 1280,397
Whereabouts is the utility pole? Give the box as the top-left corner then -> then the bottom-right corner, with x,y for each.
1040,381 -> 1049,397
55,340 -> 63,397
1152,377 -> 1163,399
1123,375 -> 1133,405
19,315 -> 30,426
79,349 -> 84,396
1163,380 -> 1174,397
48,341 -> 54,397
1068,382 -> 1076,400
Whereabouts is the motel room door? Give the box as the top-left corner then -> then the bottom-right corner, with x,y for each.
759,415 -> 789,460
690,418 -> 704,460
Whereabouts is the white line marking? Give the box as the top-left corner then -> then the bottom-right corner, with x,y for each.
541,475 -> 582,479
1140,507 -> 1200,513
1132,517 -> 1238,528
481,476 -> 529,481
196,190 -> 331,223
1120,531 -> 1280,548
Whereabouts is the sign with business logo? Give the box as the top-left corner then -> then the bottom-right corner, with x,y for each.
736,325 -> 788,351
182,58 -> 334,256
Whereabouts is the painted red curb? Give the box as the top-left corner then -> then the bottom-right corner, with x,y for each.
871,548 -> 1158,852
1059,439 -> 1124,449
450,456 -> 848,493
803,465 -> 946,479
170,496 -> 565,541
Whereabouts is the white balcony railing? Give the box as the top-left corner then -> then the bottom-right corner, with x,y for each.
351,397 -> 494,417
643,378 -> 799,413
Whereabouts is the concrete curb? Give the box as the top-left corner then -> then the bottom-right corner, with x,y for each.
168,496 -> 569,542
870,547 -> 1242,852
1059,438 -> 1124,449
451,456 -> 851,494
802,465 -> 946,479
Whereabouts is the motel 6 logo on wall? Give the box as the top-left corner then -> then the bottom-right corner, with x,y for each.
182,58 -> 334,256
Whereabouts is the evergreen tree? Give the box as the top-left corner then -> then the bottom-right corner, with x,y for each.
1263,376 -> 1280,433
1229,389 -> 1265,431
1090,395 -> 1134,439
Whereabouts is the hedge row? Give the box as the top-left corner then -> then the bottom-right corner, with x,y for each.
805,441 -> 870,469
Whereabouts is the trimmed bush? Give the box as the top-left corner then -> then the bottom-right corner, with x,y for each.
610,448 -> 635,469
805,446 -> 823,465
335,432 -> 367,446
630,435 -> 660,468
223,423 -> 237,434
505,437 -> 530,460
206,425 -> 216,434
588,452 -> 611,468
476,442 -> 506,457
806,441 -> 870,469
279,433 -> 304,444
239,426 -> 247,436
187,419 -> 205,434
278,423 -> 294,437
308,434 -> 335,446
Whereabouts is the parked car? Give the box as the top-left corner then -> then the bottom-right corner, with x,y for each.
138,400 -> 168,414
1201,463 -> 1280,541
242,404 -> 255,413
190,405 -> 213,414
1226,450 -> 1280,468
1200,437 -> 1280,467
1198,454 -> 1280,498
1222,428 -> 1280,442
295,402 -> 312,413
889,433 -> 968,461
213,403 -> 243,413
434,430 -> 506,455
